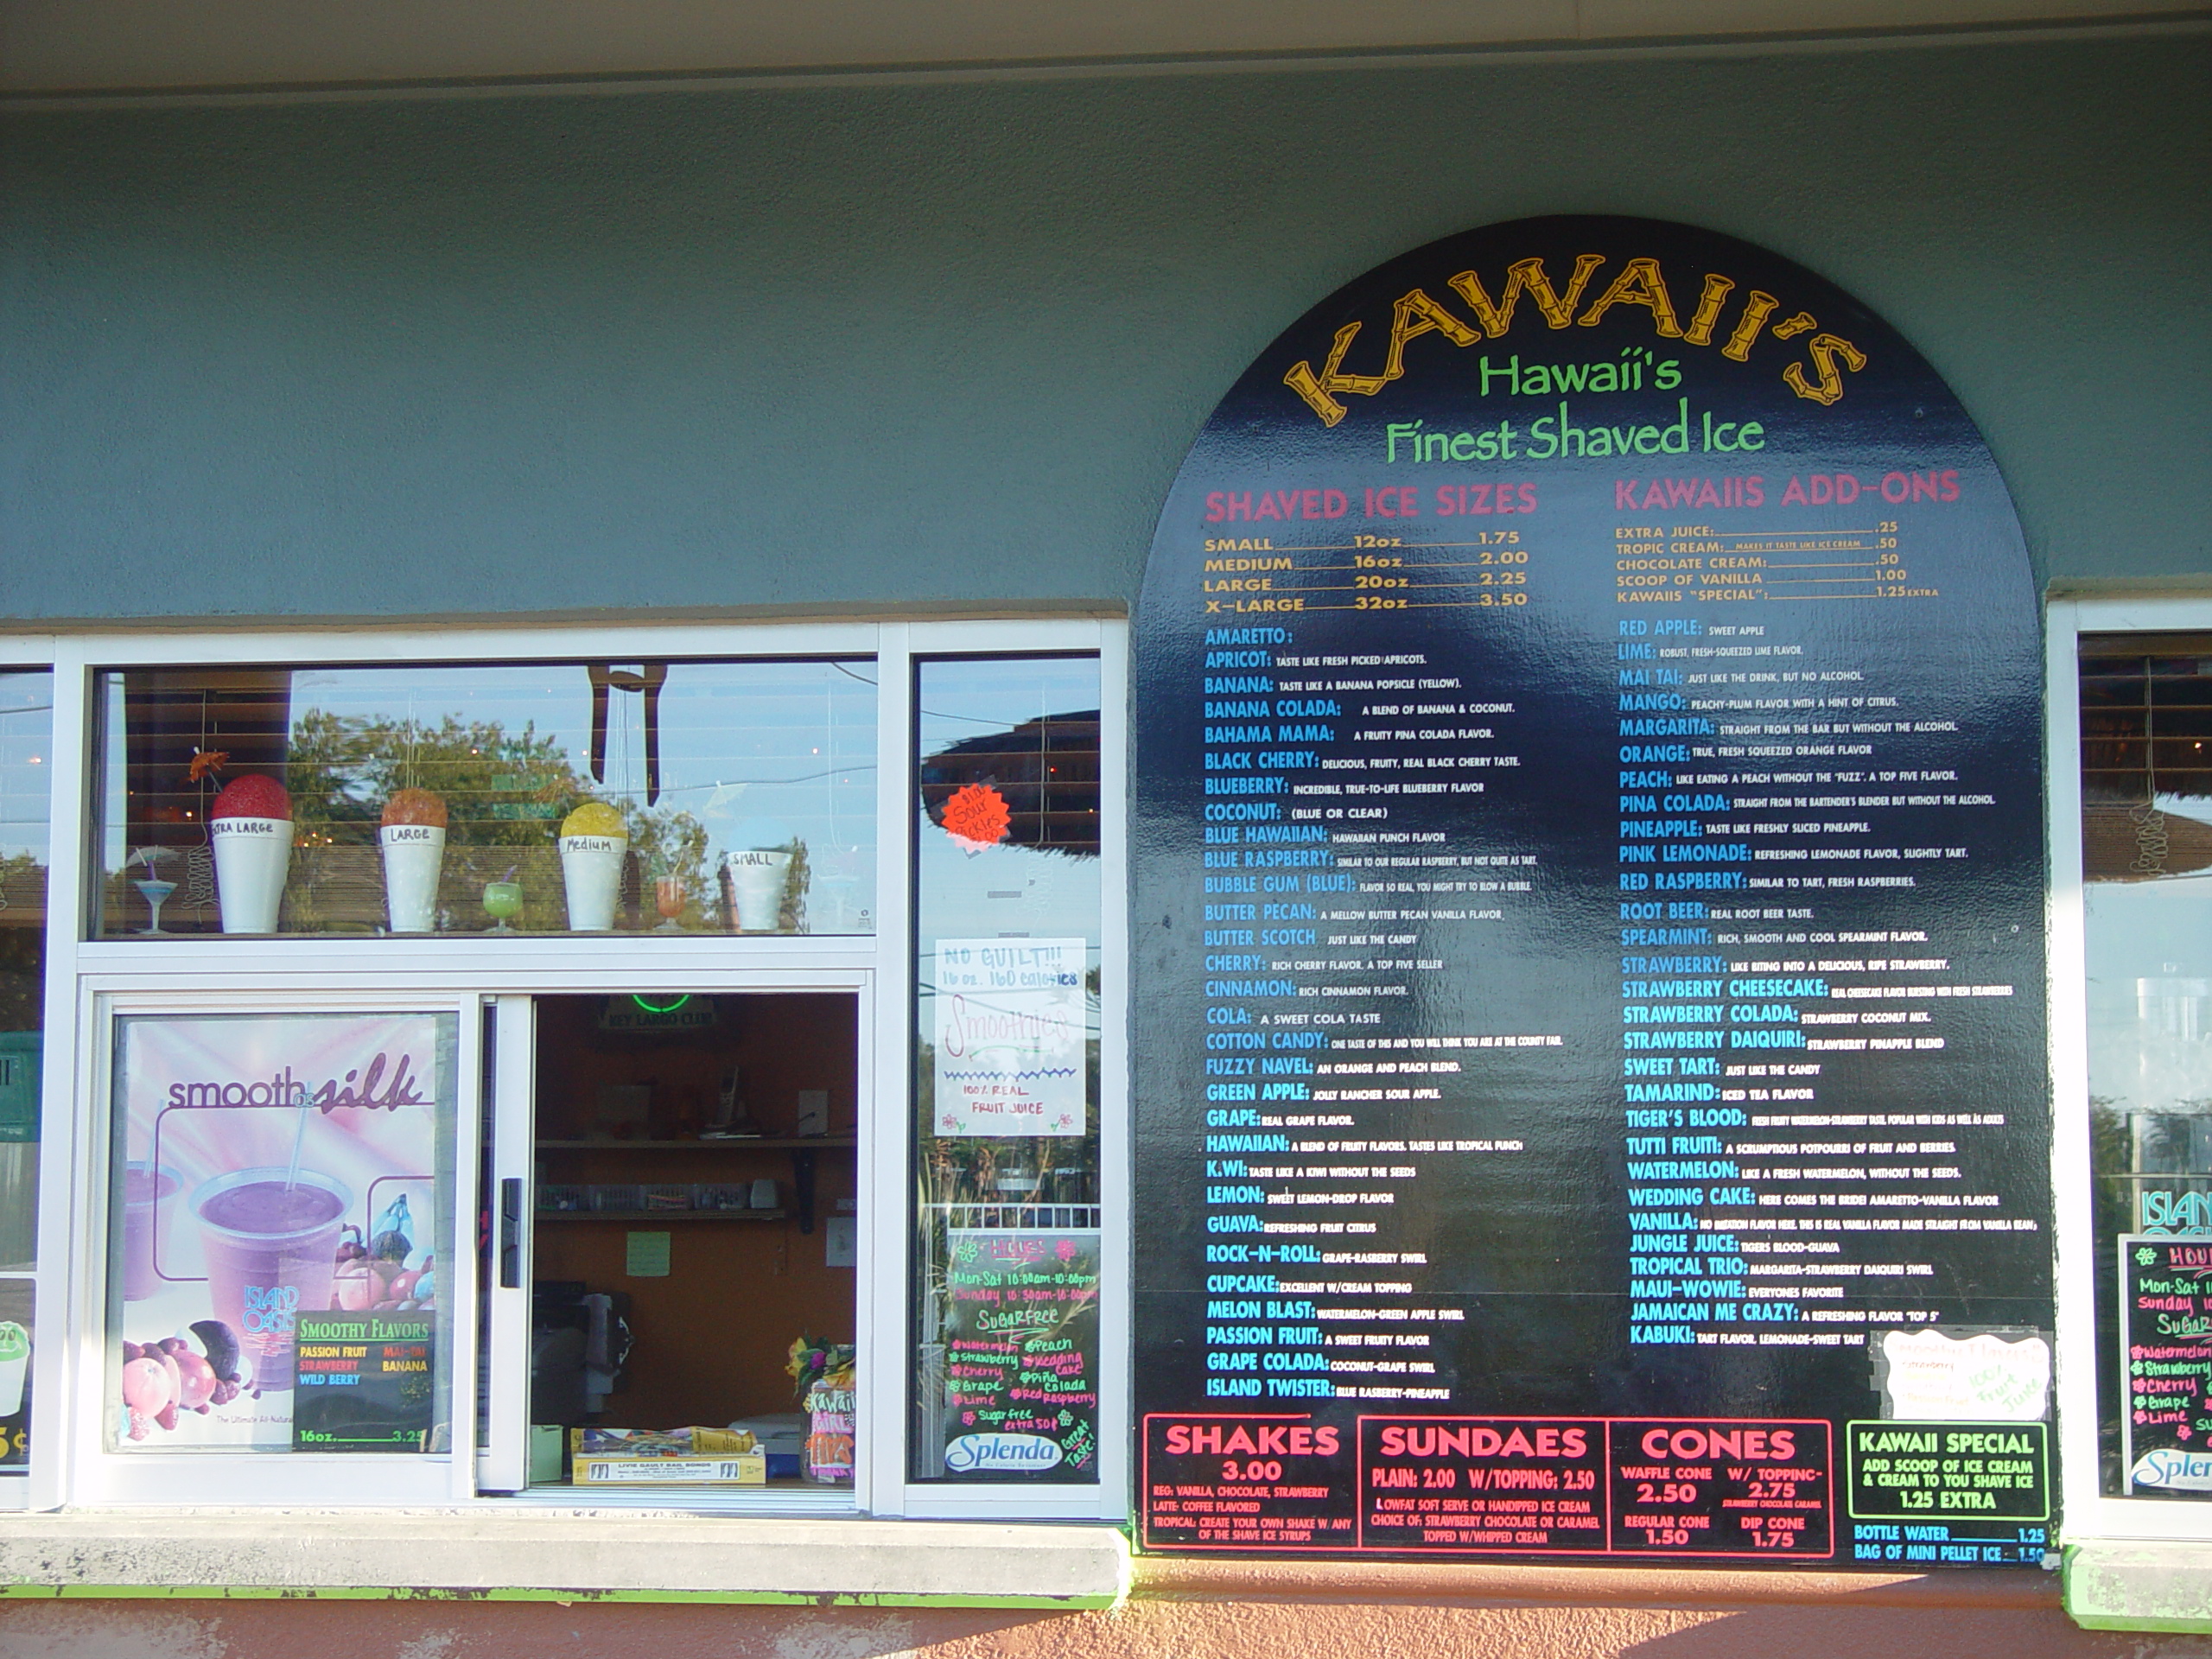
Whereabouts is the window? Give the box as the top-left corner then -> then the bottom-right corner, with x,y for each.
16,620 -> 1124,1523
2076,635 -> 2212,1501
2055,602 -> 2212,1550
94,659 -> 876,938
0,672 -> 50,1480
909,658 -> 1104,1486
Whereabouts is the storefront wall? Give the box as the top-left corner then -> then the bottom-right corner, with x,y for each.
0,1568 -> 2156,1659
3,36 -> 2203,622
1,26 -> 2208,1659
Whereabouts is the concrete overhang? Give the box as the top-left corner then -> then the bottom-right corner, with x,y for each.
3,0 -> 2208,99
0,1510 -> 1131,1608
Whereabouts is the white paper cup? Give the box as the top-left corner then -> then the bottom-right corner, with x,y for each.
209,816 -> 292,933
378,823 -> 447,932
559,835 -> 627,931
0,1321 -> 29,1417
721,849 -> 792,932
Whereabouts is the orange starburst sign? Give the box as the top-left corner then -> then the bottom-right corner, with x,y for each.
943,782 -> 1011,848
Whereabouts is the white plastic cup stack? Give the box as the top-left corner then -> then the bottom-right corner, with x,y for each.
558,804 -> 629,932
722,849 -> 792,932
207,775 -> 294,934
379,824 -> 447,932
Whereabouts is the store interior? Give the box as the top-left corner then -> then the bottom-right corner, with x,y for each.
527,991 -> 857,1490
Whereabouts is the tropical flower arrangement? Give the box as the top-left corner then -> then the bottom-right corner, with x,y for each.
785,1334 -> 856,1399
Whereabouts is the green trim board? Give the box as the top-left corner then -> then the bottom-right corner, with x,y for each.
0,1582 -> 1122,1609
2064,1541 -> 2212,1634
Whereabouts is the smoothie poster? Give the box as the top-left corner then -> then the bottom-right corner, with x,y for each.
107,1012 -> 456,1453
938,1226 -> 1100,1480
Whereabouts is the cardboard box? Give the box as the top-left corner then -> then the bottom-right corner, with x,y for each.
726,1414 -> 806,1480
573,1452 -> 766,1485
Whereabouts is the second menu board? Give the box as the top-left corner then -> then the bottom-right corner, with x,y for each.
1132,216 -> 2053,1566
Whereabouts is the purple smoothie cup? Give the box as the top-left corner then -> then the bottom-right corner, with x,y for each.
121,1162 -> 179,1302
190,1166 -> 350,1391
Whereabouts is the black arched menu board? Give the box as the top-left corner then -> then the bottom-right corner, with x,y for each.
1133,217 -> 2052,1567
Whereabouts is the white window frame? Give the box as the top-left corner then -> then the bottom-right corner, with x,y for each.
887,624 -> 1130,1522
8,616 -> 1128,1522
67,982 -> 486,1507
0,643 -> 58,1512
2049,594 -> 2212,1546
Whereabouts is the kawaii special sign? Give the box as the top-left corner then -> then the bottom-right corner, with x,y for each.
109,1012 -> 449,1451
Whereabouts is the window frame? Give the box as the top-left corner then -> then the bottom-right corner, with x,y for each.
0,646 -> 57,1511
896,641 -> 1128,1516
67,983 -> 483,1507
10,617 -> 1127,1523
2049,594 -> 2212,1547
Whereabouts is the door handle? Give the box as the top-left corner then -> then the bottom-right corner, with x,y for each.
499,1177 -> 524,1289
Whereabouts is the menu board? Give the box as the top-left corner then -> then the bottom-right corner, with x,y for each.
1132,216 -> 2052,1565
292,1313 -> 436,1452
2120,1236 -> 2212,1496
938,1226 -> 1101,1478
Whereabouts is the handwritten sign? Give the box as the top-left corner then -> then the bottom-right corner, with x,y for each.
2121,1235 -> 2212,1494
933,938 -> 1087,1136
1877,1329 -> 2050,1421
938,1226 -> 1099,1478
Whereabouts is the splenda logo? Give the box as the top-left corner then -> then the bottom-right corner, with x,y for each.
2133,1447 -> 2212,1491
944,1433 -> 1063,1473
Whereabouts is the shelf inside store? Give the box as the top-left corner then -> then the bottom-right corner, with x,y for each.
536,1209 -> 790,1224
535,1139 -> 855,1151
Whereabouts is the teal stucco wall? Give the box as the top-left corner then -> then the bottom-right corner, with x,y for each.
0,35 -> 2205,623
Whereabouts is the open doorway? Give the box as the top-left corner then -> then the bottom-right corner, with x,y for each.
523,992 -> 857,1493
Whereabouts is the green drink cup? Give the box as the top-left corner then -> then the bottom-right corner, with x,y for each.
482,880 -> 523,932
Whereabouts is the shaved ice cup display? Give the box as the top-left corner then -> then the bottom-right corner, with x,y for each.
558,803 -> 627,931
721,848 -> 793,932
378,788 -> 448,933
207,774 -> 293,934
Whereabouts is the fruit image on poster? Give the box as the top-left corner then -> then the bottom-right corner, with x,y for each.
108,1012 -> 455,1452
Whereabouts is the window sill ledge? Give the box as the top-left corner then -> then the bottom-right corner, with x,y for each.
2065,1539 -> 2212,1632
0,1510 -> 1129,1609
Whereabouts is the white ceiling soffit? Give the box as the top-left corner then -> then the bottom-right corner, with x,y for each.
2,0 -> 2206,97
